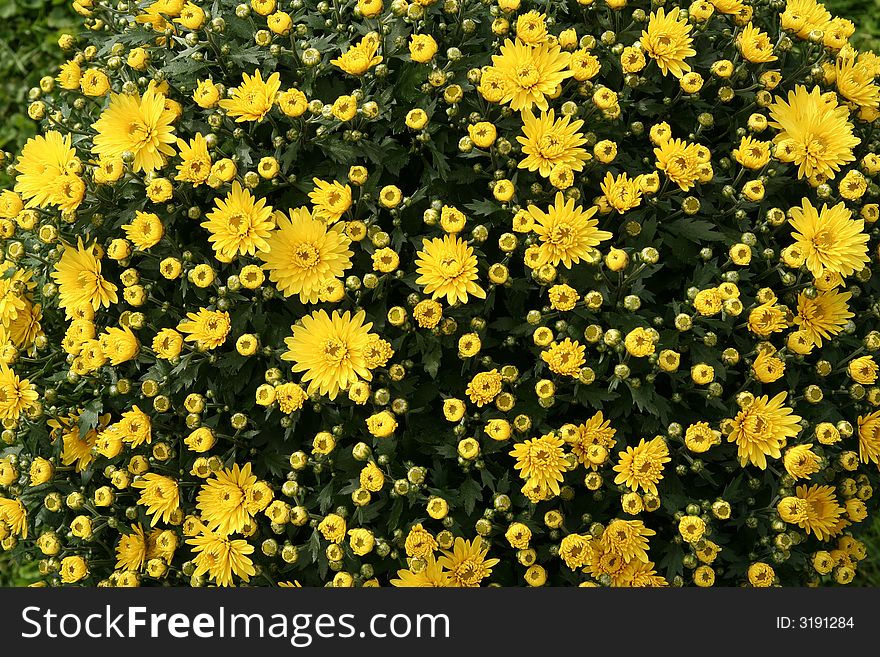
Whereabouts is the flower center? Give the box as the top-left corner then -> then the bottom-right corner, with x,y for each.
292,243 -> 321,269
515,63 -> 540,88
321,337 -> 349,365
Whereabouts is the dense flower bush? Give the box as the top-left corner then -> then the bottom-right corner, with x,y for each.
0,0 -> 879,588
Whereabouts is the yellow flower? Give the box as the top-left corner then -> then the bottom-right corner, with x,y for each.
177,308 -> 231,350
188,529 -> 256,586
654,137 -> 701,191
437,537 -> 499,587
517,108 -> 588,178
848,355 -> 878,385
332,94 -> 358,121
80,68 -> 110,96
612,437 -> 671,496
277,88 -> 308,117
175,133 -> 212,185
219,70 -> 281,122
274,382 -> 307,413
541,338 -> 585,377
202,182 -> 275,259
57,60 -> 82,90
732,135 -> 771,169
115,524 -> 147,571
51,238 -> 118,317
601,519 -> 655,564
0,362 -> 38,422
14,131 -> 84,211
258,207 -> 352,304
515,10 -> 548,44
132,473 -> 180,526
196,462 -> 258,536
794,289 -> 853,347
777,485 -> 843,541
835,52 -> 880,109
768,85 -> 859,180
752,348 -> 785,383
193,79 -> 221,108
60,555 -> 89,583
569,48 -> 601,81
331,34 -> 383,75
684,422 -> 717,453
318,513 -> 347,543
281,309 -> 374,399
728,392 -> 802,469
747,561 -> 775,587
465,369 -> 503,407
468,121 -> 497,148
309,178 -> 352,222
486,38 -> 572,111
788,199 -> 869,278
528,193 -> 611,268
92,87 -> 176,173
510,433 -> 567,495
100,325 -> 140,365
366,410 -> 397,437
415,235 -> 486,305
737,23 -> 777,63
600,172 -> 642,214
152,328 -> 183,359
409,34 -> 438,63
783,443 -> 821,479
185,427 -> 216,452
858,410 -> 880,465
123,211 -> 164,250
640,7 -> 695,78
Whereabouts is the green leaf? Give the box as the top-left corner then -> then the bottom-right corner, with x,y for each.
662,218 -> 726,243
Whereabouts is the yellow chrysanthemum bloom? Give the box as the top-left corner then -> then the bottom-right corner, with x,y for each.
510,433 -> 568,495
783,443 -> 821,480
857,410 -> 880,465
175,133 -> 212,185
132,473 -> 180,526
415,235 -> 486,305
390,555 -> 450,587
736,23 -> 777,63
0,362 -> 39,422
115,524 -> 147,571
465,369 -> 503,407
640,7 -> 696,78
331,34 -> 383,76
654,137 -> 702,191
92,87 -> 177,173
768,85 -> 860,180
834,52 -> 880,109
218,70 -> 281,122
122,211 -> 164,250
794,288 -> 853,347
196,462 -> 258,536
728,392 -> 802,469
258,208 -> 352,303
309,178 -> 352,222
14,131 -> 84,211
777,484 -> 843,541
517,108 -> 588,177
188,529 -> 256,586
612,437 -> 671,496
281,309 -> 374,399
527,193 -> 611,268
486,38 -> 572,111
177,308 -> 231,350
201,182 -> 275,259
600,172 -> 642,214
436,536 -> 499,587
788,199 -> 869,278
848,356 -> 878,385
51,238 -> 118,317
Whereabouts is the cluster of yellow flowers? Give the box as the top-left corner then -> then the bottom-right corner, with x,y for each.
0,0 -> 879,587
